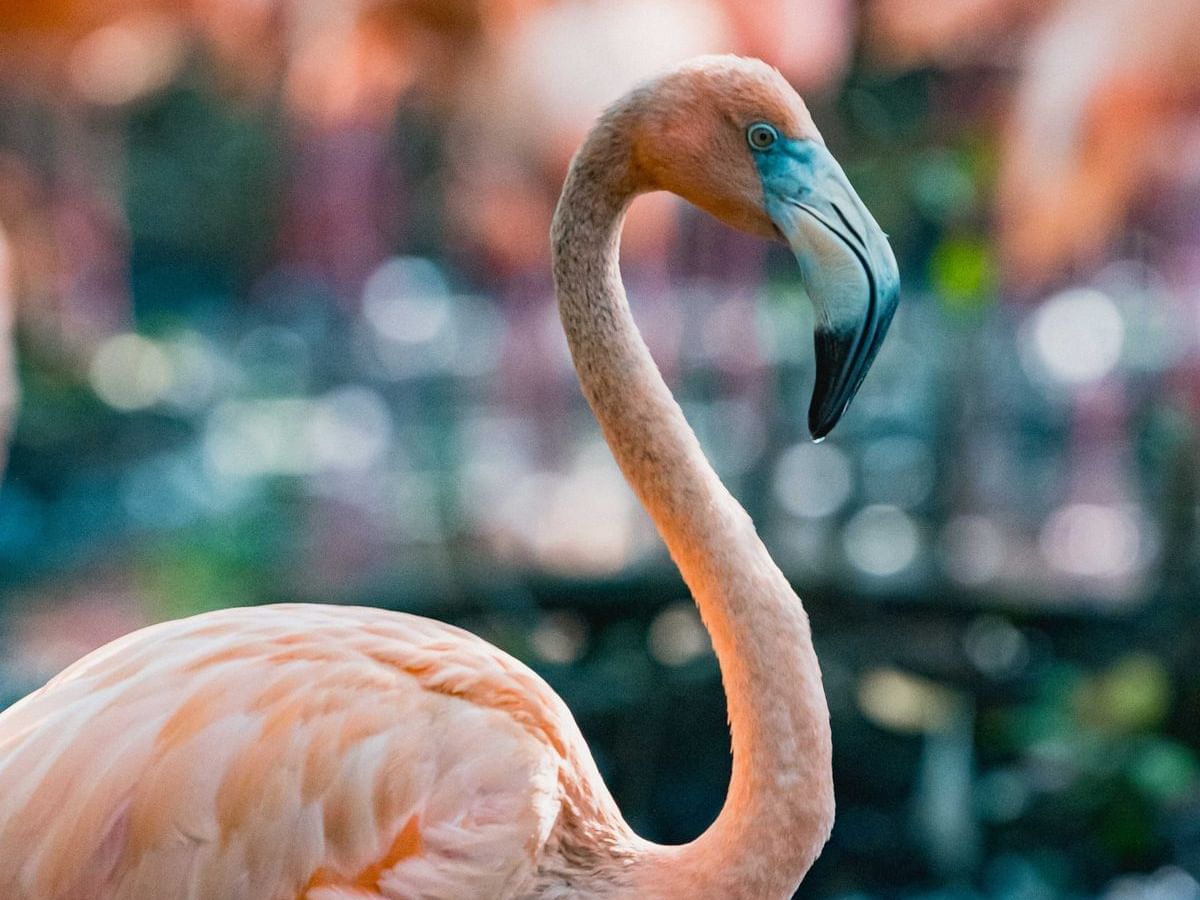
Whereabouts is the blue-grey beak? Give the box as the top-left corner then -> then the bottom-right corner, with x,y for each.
756,140 -> 900,440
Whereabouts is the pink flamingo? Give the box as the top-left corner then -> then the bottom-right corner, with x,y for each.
0,56 -> 898,900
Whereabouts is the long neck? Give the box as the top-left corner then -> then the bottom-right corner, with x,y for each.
551,122 -> 834,900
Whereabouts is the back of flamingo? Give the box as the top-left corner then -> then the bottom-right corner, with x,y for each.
0,605 -> 610,900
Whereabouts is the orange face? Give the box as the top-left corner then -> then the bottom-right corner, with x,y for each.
629,56 -> 821,239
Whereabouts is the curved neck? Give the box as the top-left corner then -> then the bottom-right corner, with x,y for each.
551,121 -> 834,900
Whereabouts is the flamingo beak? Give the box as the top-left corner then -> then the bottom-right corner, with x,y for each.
757,140 -> 900,440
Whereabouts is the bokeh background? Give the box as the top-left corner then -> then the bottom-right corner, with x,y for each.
1,1 -> 1199,897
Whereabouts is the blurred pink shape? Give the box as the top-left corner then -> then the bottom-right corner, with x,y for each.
477,0 -> 728,173
867,0 -> 1200,283
445,0 -> 727,273
998,0 -> 1200,281
715,0 -> 854,91
285,8 -> 419,128
867,0 -> 1049,67
6,581 -> 148,684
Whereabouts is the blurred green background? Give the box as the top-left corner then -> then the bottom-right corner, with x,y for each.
0,1 -> 1198,897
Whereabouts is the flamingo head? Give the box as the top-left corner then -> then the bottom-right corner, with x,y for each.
629,56 -> 900,439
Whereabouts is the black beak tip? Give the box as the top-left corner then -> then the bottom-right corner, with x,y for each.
807,399 -> 844,442
807,418 -> 832,443
808,325 -> 855,441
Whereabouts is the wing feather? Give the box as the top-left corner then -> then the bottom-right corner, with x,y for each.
0,604 -> 574,900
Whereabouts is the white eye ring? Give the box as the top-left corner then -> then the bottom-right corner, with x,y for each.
746,123 -> 779,151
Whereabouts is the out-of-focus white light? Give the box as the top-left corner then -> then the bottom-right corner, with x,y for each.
1104,866 -> 1200,900
90,333 -> 173,410
843,504 -> 920,577
362,257 -> 450,344
236,326 -> 311,392
308,386 -> 392,473
530,453 -> 637,575
648,601 -> 711,668
487,471 -> 559,556
532,611 -> 588,665
485,445 -> 644,576
1040,503 -> 1142,579
1025,288 -> 1124,385
205,389 -> 392,479
161,332 -> 222,412
204,399 -> 311,478
505,0 -> 724,154
939,514 -> 1006,586
67,17 -> 183,106
774,442 -> 852,519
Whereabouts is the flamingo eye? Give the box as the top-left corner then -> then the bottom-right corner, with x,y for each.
746,123 -> 778,151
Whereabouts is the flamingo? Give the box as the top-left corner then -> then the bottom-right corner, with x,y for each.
0,55 -> 899,900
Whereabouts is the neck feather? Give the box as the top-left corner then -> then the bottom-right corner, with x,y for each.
550,117 -> 834,900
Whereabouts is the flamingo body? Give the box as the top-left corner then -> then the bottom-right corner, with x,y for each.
0,604 -> 632,899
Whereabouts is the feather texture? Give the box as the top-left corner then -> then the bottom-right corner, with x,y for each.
0,604 -> 631,900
